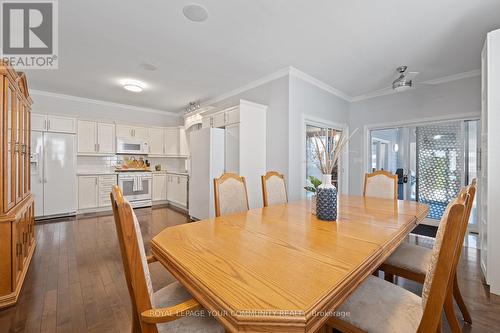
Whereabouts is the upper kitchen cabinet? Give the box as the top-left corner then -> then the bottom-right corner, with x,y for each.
77,120 -> 115,155
179,127 -> 189,157
116,124 -> 149,139
31,114 -> 76,133
148,127 -> 165,156
201,106 -> 240,129
164,127 -> 180,156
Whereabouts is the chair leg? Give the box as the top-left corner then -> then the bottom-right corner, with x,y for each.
384,272 -> 394,283
444,288 -> 462,333
436,318 -> 442,333
131,312 -> 141,333
453,273 -> 472,324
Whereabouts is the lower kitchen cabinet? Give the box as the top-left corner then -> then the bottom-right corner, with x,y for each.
152,173 -> 167,201
78,174 -> 117,211
167,174 -> 188,207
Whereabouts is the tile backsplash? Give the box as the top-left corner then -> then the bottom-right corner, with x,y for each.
77,155 -> 186,173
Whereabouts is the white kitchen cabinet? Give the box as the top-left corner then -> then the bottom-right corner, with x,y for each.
78,174 -> 117,210
78,176 -> 99,210
149,127 -> 165,155
152,173 -> 167,201
31,114 -> 76,133
97,122 -> 115,154
116,124 -> 149,139
98,175 -> 117,207
164,127 -> 180,156
31,113 -> 47,131
77,120 -> 115,155
225,107 -> 240,125
166,174 -> 188,207
201,116 -> 212,128
212,112 -> 226,128
225,124 -> 239,173
179,127 -> 189,157
77,120 -> 97,154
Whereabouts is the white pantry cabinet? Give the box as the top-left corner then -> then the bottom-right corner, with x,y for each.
479,28 -> 500,295
77,120 -> 115,155
31,114 -> 76,133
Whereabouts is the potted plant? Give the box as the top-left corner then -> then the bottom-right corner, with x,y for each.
312,128 -> 358,221
304,176 -> 321,214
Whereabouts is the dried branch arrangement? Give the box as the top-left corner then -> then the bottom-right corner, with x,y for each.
312,128 -> 358,174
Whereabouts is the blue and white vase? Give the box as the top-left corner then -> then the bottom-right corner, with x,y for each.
316,174 -> 337,221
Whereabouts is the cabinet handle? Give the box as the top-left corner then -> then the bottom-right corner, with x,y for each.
95,178 -> 98,185
97,143 -> 100,152
44,119 -> 48,130
48,119 -> 51,130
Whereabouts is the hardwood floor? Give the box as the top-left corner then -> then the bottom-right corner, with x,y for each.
0,206 -> 499,333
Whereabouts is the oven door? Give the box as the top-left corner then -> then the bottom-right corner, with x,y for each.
119,175 -> 152,201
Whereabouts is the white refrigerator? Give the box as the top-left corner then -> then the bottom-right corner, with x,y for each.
188,128 -> 225,220
31,131 -> 77,218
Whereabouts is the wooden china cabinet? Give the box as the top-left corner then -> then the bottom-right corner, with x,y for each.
0,61 -> 35,308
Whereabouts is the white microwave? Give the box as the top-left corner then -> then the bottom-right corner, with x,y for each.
116,138 -> 149,155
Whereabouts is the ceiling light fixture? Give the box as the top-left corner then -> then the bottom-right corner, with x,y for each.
183,4 -> 208,22
121,80 -> 145,93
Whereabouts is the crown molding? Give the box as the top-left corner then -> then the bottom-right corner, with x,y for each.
420,69 -> 480,85
200,67 -> 291,108
351,69 -> 481,102
30,89 -> 179,116
288,67 -> 353,102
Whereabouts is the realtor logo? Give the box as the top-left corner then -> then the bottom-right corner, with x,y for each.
1,0 -> 58,69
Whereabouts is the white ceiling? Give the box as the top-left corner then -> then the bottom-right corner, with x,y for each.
26,0 -> 500,112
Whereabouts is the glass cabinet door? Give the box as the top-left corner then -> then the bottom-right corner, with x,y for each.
5,78 -> 16,210
17,95 -> 24,201
24,107 -> 31,195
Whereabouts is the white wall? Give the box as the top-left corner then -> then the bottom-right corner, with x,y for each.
288,75 -> 350,200
348,75 -> 481,194
31,91 -> 182,126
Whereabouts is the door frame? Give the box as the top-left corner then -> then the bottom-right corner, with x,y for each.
363,112 -> 479,227
301,114 -> 349,197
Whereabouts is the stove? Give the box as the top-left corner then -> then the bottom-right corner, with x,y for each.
117,172 -> 152,208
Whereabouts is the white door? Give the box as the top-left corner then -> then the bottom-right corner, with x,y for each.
47,115 -> 76,133
97,122 -> 115,154
31,114 -> 47,131
77,120 -> 97,154
153,174 -> 167,201
165,128 -> 179,155
78,176 -> 98,209
31,131 -> 44,217
225,124 -> 239,173
44,132 -> 77,215
149,128 -> 165,155
116,125 -> 134,138
166,175 -> 175,202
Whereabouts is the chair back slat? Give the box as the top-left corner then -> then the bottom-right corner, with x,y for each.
111,186 -> 158,333
364,170 -> 398,200
214,173 -> 249,217
261,171 -> 287,207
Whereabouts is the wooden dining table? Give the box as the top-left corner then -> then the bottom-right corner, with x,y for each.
151,195 -> 429,333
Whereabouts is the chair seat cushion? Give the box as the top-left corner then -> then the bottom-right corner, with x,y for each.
384,242 -> 432,275
154,282 -> 225,333
336,276 -> 423,333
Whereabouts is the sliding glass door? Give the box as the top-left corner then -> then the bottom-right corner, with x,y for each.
370,119 -> 479,225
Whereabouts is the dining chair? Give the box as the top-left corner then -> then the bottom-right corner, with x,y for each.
379,180 -> 477,332
261,171 -> 288,207
213,173 -> 249,217
363,170 -> 398,200
327,191 -> 468,333
110,186 -> 224,333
